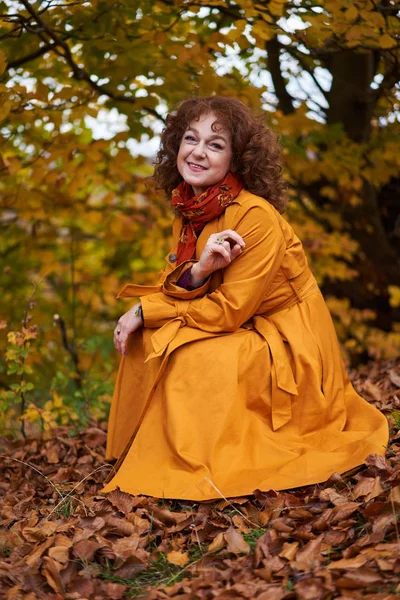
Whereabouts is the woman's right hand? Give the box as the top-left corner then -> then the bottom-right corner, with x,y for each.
191,229 -> 245,286
114,302 -> 143,356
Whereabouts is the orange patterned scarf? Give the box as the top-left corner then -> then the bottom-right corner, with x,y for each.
171,172 -> 243,265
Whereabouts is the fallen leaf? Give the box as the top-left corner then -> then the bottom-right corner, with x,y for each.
279,541 -> 299,561
336,568 -> 383,589
363,380 -> 382,400
106,488 -> 135,515
48,545 -> 70,564
224,526 -> 250,555
42,557 -> 64,594
112,534 -> 141,558
208,531 -> 226,552
257,586 -> 286,600
22,522 -> 58,542
388,370 -> 400,388
166,550 -> 189,566
294,535 -> 323,571
327,555 -> 368,569
353,477 -> 384,501
73,539 -> 104,561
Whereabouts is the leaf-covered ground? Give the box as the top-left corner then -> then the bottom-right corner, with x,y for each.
1,359 -> 400,600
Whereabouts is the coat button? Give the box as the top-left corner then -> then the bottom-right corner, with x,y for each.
169,254 -> 177,263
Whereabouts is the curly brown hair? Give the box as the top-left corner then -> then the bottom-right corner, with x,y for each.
153,96 -> 287,213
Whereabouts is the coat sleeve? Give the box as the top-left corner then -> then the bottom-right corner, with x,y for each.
141,203 -> 286,333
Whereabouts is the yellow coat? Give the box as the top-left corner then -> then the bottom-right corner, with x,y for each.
103,190 -> 388,501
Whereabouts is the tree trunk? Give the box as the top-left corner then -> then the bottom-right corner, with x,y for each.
315,49 -> 400,335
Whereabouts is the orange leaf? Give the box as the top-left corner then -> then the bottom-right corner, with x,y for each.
166,550 -> 189,566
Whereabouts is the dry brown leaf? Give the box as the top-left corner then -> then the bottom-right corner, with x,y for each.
323,530 -> 348,547
279,541 -> 299,561
353,477 -> 384,501
84,427 -> 107,448
224,526 -> 250,555
112,534 -> 141,558
22,521 -> 58,542
208,531 -> 226,552
128,512 -> 151,534
363,380 -> 382,400
388,370 -> 400,388
320,487 -> 349,505
166,550 -> 189,566
327,555 -> 368,569
376,558 -> 394,571
294,577 -> 332,600
42,556 -> 64,594
232,514 -> 252,533
106,488 -> 135,515
331,502 -> 359,524
336,568 -> 383,589
293,535 -> 323,571
48,545 -> 70,564
73,539 -> 104,561
257,585 -> 286,600
103,514 -> 135,536
150,505 -> 177,526
113,555 -> 148,578
364,454 -> 389,472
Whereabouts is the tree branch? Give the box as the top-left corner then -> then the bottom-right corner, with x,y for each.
7,40 -> 62,70
266,37 -> 295,115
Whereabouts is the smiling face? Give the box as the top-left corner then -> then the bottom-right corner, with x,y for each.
177,112 -> 233,195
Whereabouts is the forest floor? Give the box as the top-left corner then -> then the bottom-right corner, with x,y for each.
1,359 -> 400,600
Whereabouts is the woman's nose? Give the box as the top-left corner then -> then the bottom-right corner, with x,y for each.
192,143 -> 207,158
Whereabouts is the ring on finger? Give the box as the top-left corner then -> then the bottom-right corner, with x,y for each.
215,237 -> 225,244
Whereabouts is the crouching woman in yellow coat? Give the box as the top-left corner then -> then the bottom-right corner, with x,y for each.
103,96 -> 388,501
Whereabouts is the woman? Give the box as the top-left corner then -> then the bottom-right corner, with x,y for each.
103,97 -> 388,501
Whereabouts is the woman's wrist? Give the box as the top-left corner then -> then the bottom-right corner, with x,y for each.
134,303 -> 144,323
190,263 -> 210,287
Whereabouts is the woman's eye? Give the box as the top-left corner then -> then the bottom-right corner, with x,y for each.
211,143 -> 223,150
184,135 -> 196,142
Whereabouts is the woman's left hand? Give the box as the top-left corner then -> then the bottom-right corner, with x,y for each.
114,303 -> 143,356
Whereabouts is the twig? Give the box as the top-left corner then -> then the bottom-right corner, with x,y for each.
203,477 -> 255,526
0,455 -> 64,499
45,464 -> 113,519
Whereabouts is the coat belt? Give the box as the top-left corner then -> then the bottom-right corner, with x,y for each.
252,316 -> 298,431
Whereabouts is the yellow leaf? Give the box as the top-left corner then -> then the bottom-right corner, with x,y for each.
166,551 -> 189,566
7,331 -> 17,345
389,286 -> 400,308
379,34 -> 397,49
344,6 -> 358,21
252,22 -> 274,41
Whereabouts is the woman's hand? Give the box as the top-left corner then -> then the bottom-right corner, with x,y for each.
114,302 -> 143,356
191,229 -> 245,286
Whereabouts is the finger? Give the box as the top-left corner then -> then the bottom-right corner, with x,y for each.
117,333 -> 127,356
211,244 -> 231,262
114,333 -> 122,354
231,243 -> 243,258
115,329 -> 125,355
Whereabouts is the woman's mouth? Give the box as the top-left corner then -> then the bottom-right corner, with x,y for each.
187,162 -> 208,172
